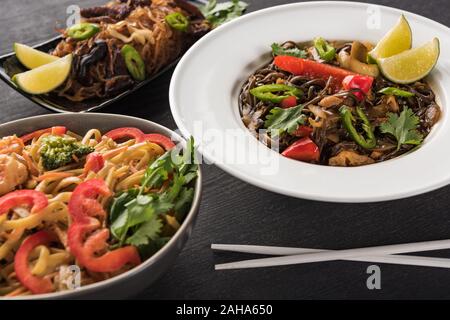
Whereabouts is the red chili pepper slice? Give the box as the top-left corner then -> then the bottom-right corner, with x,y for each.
67,179 -> 141,273
0,190 -> 48,215
282,137 -> 320,162
104,127 -> 145,143
20,126 -> 67,143
144,134 -> 175,151
292,125 -> 313,138
280,96 -> 298,108
342,75 -> 374,101
84,152 -> 105,174
274,55 -> 357,92
14,231 -> 55,294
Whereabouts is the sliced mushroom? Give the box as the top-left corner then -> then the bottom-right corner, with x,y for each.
351,41 -> 368,62
424,105 -> 441,128
318,96 -> 343,109
75,40 -> 108,86
385,95 -> 399,113
337,41 -> 380,77
329,150 -> 375,167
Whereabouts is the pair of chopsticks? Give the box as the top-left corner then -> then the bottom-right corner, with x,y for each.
212,240 -> 450,270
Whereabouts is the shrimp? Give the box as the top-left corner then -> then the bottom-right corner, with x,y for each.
0,136 -> 24,155
0,154 -> 29,196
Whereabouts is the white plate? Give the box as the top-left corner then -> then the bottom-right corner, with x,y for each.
170,1 -> 450,203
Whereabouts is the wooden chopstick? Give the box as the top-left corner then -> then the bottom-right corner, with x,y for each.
212,241 -> 450,270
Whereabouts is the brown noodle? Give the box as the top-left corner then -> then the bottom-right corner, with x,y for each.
52,0 -> 209,101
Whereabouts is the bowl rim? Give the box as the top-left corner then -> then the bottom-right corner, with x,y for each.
169,0 -> 450,203
0,113 -> 203,299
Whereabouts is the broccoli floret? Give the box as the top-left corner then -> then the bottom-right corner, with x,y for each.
40,135 -> 94,170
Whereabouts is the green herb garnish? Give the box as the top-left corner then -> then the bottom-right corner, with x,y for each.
109,138 -> 198,257
271,43 -> 307,58
380,107 -> 423,150
200,0 -> 248,28
264,105 -> 306,136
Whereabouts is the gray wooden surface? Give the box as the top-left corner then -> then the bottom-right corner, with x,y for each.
2,0 -> 450,299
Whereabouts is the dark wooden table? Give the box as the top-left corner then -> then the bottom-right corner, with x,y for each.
2,0 -> 450,300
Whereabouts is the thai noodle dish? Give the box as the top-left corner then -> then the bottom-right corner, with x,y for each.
11,0 -> 212,101
239,15 -> 441,167
0,126 -> 198,296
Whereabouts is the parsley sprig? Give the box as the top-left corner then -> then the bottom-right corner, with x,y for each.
200,0 -> 248,28
380,107 -> 423,150
271,43 -> 307,58
264,105 -> 306,136
109,138 -> 198,257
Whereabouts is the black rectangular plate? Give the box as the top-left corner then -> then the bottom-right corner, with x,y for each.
0,36 -> 180,113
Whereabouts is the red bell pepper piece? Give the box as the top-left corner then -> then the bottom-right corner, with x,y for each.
105,128 -> 175,150
68,222 -> 141,273
68,178 -> 112,224
105,127 -> 145,143
0,190 -> 48,215
280,96 -> 298,108
20,126 -> 67,143
282,137 -> 320,162
342,75 -> 374,101
14,231 -> 55,294
144,134 -> 175,150
274,55 -> 357,92
67,179 -> 141,273
84,152 -> 105,174
292,126 -> 313,138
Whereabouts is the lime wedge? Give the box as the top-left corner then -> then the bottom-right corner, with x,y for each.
377,38 -> 440,84
12,54 -> 72,94
14,43 -> 59,69
368,15 -> 412,63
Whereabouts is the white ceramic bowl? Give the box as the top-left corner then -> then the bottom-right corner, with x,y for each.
170,1 -> 450,203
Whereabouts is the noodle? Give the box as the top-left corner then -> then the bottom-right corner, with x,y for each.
52,0 -> 210,101
239,40 -> 441,166
0,126 -> 187,296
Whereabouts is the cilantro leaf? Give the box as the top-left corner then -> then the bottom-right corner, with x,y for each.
271,43 -> 307,58
200,0 -> 248,28
137,237 -> 171,259
109,137 -> 199,253
264,105 -> 306,136
109,189 -> 138,223
110,208 -> 129,242
111,193 -> 174,244
380,107 -> 424,150
141,152 -> 173,190
125,215 -> 163,247
174,187 -> 195,221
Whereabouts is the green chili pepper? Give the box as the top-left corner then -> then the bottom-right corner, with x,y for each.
165,12 -> 189,32
378,87 -> 415,98
121,44 -> 146,81
67,23 -> 100,41
250,84 -> 303,103
313,37 -> 336,62
340,105 -> 377,149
